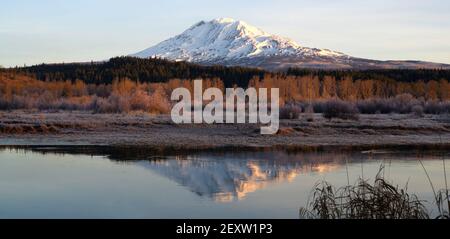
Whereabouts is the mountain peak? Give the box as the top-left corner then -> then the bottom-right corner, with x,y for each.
131,19 -> 450,70
132,17 -> 328,64
189,18 -> 241,29
213,17 -> 238,24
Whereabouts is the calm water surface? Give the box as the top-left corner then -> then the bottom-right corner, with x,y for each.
0,147 -> 448,218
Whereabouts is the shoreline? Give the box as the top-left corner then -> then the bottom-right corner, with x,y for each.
2,144 -> 450,159
1,111 -> 449,153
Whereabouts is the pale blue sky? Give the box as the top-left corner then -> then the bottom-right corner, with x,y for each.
1,0 -> 450,67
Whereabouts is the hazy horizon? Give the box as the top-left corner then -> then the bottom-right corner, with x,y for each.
1,0 -> 450,67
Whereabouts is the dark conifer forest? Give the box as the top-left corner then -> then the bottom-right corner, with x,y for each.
4,56 -> 450,87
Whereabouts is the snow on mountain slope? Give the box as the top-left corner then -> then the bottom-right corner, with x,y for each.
133,18 -> 345,62
132,18 -> 450,70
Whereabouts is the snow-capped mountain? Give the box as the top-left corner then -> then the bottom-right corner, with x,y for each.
132,18 -> 450,70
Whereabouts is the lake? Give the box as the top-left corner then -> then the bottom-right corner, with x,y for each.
0,147 -> 448,218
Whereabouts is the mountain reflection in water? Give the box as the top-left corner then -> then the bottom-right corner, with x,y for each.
4,147 -> 447,203
64,148 -> 449,201
140,155 -> 342,202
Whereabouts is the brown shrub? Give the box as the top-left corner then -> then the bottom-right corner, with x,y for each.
323,99 -> 359,120
280,105 -> 301,120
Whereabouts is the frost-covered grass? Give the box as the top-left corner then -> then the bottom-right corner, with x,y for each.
0,111 -> 449,149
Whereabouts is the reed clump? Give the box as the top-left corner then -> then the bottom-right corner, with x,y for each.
300,167 -> 432,219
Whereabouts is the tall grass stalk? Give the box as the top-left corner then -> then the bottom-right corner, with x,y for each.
300,166 -> 429,219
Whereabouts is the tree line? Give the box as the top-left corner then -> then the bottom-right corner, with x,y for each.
3,56 -> 450,87
1,57 -> 449,114
6,57 -> 265,88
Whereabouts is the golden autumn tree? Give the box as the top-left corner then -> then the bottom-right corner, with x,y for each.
321,76 -> 337,99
